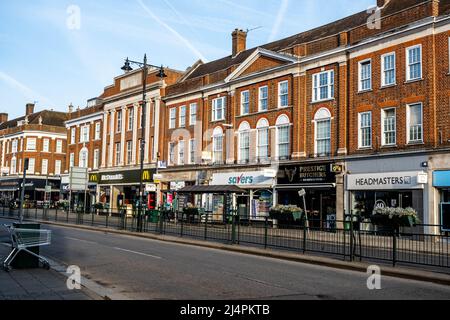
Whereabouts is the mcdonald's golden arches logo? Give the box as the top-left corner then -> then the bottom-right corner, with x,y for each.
142,170 -> 152,182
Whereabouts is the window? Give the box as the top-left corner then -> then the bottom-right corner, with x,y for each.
358,112 -> 372,148
212,97 -> 226,121
190,103 -> 197,126
20,139 -> 23,151
179,106 -> 186,128
26,138 -> 36,151
117,111 -> 122,133
93,150 -> 100,170
19,159 -> 22,173
128,108 -> 134,131
41,159 -> 48,175
169,108 -> 176,129
126,141 -> 132,165
259,86 -> 268,112
407,103 -> 423,143
69,153 -> 75,167
178,140 -> 185,165
189,139 -> 196,164
168,142 -> 175,165
11,140 -> 18,153
5,141 -> 9,154
257,118 -> 269,160
80,125 -> 89,143
278,81 -> 289,107
56,140 -> 62,153
55,160 -> 61,175
10,158 -> 16,174
359,60 -> 372,91
115,142 -> 121,165
276,115 -> 290,160
381,53 -> 396,86
382,108 -> 396,146
238,122 -> 250,163
406,45 -> 422,81
71,128 -> 76,144
313,70 -> 334,102
241,91 -> 250,115
43,139 -> 49,152
314,108 -> 332,156
27,158 -> 35,174
212,127 -> 223,164
79,148 -> 88,168
95,122 -> 101,140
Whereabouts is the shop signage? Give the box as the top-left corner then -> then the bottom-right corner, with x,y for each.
347,171 -> 427,191
146,184 -> 157,192
211,171 -> 274,187
170,181 -> 185,191
331,164 -> 343,174
433,171 -> 450,187
94,169 -> 154,185
277,164 -> 335,185
69,167 -> 88,191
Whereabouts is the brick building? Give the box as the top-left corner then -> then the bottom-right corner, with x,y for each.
0,103 -> 68,204
158,0 -> 450,232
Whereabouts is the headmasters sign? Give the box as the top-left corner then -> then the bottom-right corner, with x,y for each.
347,171 -> 427,191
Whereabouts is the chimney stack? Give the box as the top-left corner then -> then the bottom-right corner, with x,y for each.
25,103 -> 35,116
377,0 -> 390,8
0,113 -> 8,124
68,103 -> 74,113
232,29 -> 247,57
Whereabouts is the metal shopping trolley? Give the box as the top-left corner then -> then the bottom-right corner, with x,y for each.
2,224 -> 51,271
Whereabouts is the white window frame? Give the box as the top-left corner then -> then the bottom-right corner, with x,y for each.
358,59 -> 372,92
312,70 -> 334,102
314,108 -> 332,156
41,159 -> 48,175
212,127 -> 224,164
69,153 -> 75,167
117,111 -> 122,133
381,108 -> 397,146
179,106 -> 186,128
406,103 -> 423,143
406,44 -> 422,81
212,97 -> 226,121
10,157 -> 16,175
55,160 -> 61,175
80,125 -> 89,143
56,139 -> 62,153
93,149 -> 100,170
126,141 -> 133,165
26,138 -> 36,151
278,81 -> 289,108
238,122 -> 250,163
168,142 -> 175,165
79,148 -> 88,168
11,140 -> 18,154
381,52 -> 396,87
128,108 -> 134,131
275,115 -> 291,160
115,142 -> 121,166
169,108 -> 176,129
178,140 -> 185,165
241,90 -> 250,115
189,139 -> 196,164
258,86 -> 268,112
189,103 -> 197,126
27,158 -> 35,174
71,128 -> 76,144
358,112 -> 372,149
256,118 -> 269,160
43,138 -> 50,152
95,122 -> 101,140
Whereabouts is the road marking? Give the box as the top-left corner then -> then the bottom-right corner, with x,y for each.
113,247 -> 162,260
65,237 -> 98,245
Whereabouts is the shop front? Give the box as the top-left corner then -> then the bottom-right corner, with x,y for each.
211,170 -> 275,221
159,170 -> 199,210
92,168 -> 155,212
433,170 -> 450,232
275,163 -> 339,228
0,177 -> 61,206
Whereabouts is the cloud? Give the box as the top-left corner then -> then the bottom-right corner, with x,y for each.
268,0 -> 290,42
0,71 -> 52,106
137,0 -> 208,62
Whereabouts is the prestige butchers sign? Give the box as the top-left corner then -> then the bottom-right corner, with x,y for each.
347,171 -> 427,190
277,164 -> 335,184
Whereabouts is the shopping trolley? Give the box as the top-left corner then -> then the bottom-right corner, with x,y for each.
2,224 -> 51,271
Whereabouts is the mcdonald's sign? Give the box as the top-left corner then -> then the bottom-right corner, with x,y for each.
89,173 -> 99,183
96,169 -> 154,185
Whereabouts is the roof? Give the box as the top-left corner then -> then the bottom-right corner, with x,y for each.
0,110 -> 68,130
183,0 -> 435,82
177,185 -> 247,194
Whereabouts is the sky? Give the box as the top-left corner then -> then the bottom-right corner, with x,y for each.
0,0 -> 374,118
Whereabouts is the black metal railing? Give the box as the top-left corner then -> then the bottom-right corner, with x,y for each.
1,205 -> 449,271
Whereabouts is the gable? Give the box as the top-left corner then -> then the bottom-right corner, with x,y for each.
240,56 -> 290,77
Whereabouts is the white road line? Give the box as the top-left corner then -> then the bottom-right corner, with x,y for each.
113,247 -> 162,260
65,237 -> 98,245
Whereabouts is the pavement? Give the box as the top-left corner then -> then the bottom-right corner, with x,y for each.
0,227 -> 100,300
1,217 -> 449,300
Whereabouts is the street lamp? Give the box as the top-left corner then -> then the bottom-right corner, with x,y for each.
121,55 -> 167,232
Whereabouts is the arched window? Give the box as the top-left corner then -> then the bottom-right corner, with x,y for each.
238,122 -> 250,163
314,108 -> 332,156
276,115 -> 291,160
212,127 -> 223,164
256,118 -> 269,160
79,148 -> 89,168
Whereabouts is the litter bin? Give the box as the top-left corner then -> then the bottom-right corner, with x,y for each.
148,210 -> 160,223
11,223 -> 40,269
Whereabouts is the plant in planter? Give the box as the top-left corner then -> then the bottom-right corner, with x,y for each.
270,205 -> 304,225
371,207 -> 419,228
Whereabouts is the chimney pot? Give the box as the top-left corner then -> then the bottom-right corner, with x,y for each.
25,103 -> 35,116
232,29 -> 247,57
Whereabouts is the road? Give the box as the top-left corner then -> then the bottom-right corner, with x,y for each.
1,218 -> 450,300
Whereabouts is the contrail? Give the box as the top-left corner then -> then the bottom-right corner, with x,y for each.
268,0 -> 290,42
0,71 -> 52,106
137,0 -> 208,62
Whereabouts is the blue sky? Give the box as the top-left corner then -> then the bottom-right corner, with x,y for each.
0,0 -> 374,118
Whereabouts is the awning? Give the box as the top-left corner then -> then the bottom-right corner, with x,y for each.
177,185 -> 247,194
275,183 -> 336,190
